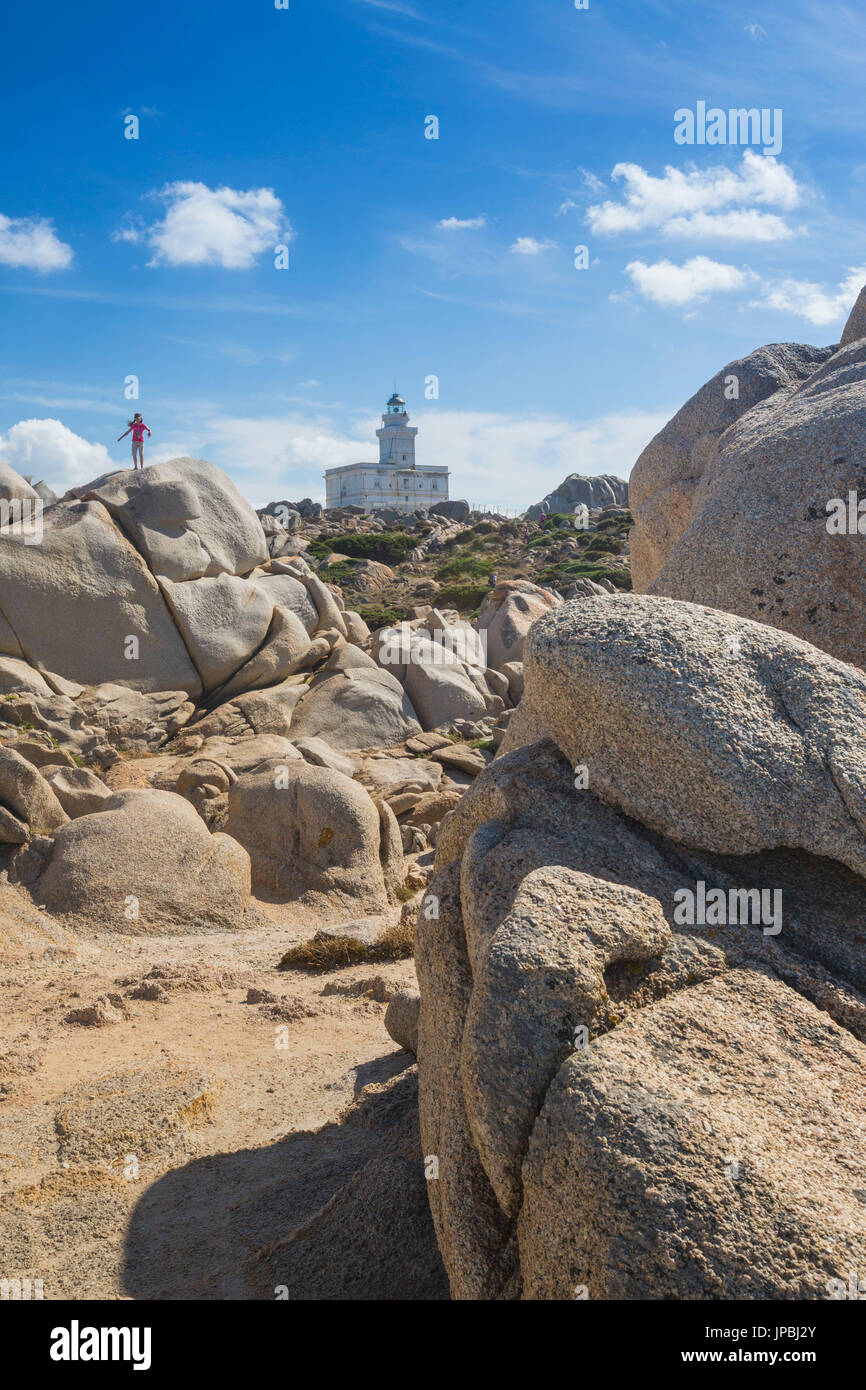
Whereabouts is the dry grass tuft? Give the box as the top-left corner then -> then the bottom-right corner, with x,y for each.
278,916 -> 414,973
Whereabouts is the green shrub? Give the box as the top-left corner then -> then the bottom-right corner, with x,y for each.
583,536 -> 624,556
308,532 -> 416,566
321,560 -> 360,588
434,554 -> 492,581
355,603 -> 404,631
539,561 -> 632,592
605,567 -> 632,590
595,511 -> 633,531
436,582 -> 489,611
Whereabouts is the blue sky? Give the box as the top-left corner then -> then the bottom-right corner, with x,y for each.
1,0 -> 864,508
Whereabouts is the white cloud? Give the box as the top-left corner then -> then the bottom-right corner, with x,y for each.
745,22 -> 768,39
203,413 -> 373,502
620,256 -> 866,325
510,236 -> 557,255
413,409 -> 664,510
663,209 -> 797,242
0,419 -> 114,489
3,405 -> 669,512
117,182 -> 292,269
0,215 -> 73,272
437,216 -> 486,230
624,256 -> 752,307
588,152 -> 802,241
194,406 -> 667,510
749,265 -> 866,327
580,168 -> 607,196
111,221 -> 143,244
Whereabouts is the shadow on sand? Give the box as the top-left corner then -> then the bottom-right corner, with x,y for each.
122,1054 -> 449,1300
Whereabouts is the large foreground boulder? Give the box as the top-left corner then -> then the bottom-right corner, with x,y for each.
80,458 -> 268,583
519,966 -> 866,1298
524,594 -> 866,877
0,459 -> 349,701
417,599 -> 866,1299
628,341 -> 833,591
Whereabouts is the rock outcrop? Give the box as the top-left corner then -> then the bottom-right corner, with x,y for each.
526,473 -> 628,521
0,459 -> 339,701
841,283 -> 866,348
628,342 -> 832,591
289,662 -> 422,750
630,304 -> 866,669
26,788 -> 253,934
385,988 -> 421,1054
417,595 -> 866,1299
525,594 -> 866,874
476,581 -> 559,671
0,746 -> 69,840
0,497 -> 203,694
224,758 -> 404,916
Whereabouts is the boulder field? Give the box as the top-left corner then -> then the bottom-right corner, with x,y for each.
0,455 -> 553,941
2,291 -> 866,1301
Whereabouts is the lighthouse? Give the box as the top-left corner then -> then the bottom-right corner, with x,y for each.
323,391 -> 449,513
376,392 -> 418,467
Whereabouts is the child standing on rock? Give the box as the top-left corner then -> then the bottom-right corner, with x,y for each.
118,413 -> 151,470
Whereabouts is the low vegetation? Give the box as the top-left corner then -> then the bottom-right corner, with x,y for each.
277,916 -> 415,972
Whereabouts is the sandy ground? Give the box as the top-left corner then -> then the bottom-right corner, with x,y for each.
0,898 -> 426,1300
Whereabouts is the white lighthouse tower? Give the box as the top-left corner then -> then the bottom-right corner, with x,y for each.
323,390 -> 449,513
376,392 -> 418,467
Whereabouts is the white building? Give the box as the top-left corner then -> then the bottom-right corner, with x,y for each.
324,393 -> 449,513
